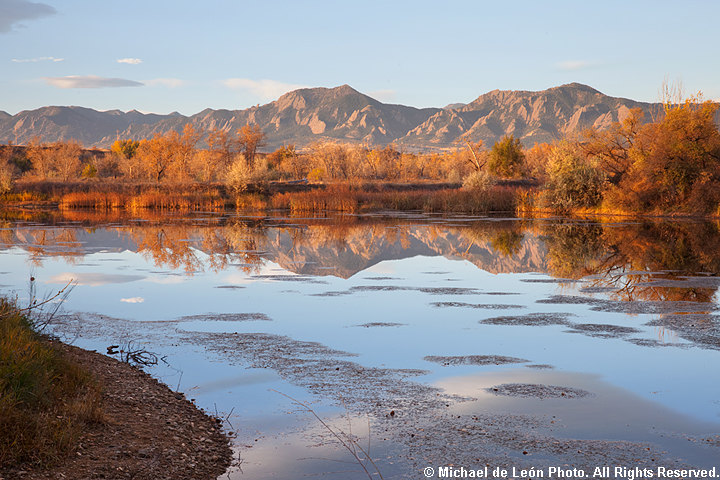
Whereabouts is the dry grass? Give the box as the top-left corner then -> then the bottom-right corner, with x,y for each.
6,180 -> 530,215
126,191 -> 228,211
272,183 -> 521,214
0,299 -> 104,469
49,183 -> 233,212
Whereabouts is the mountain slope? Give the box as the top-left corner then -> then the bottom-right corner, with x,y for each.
0,84 -> 676,150
398,83 -> 656,148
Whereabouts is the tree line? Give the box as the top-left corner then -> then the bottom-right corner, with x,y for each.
1,95 -> 719,215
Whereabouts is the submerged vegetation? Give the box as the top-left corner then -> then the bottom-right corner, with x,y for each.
1,92 -> 719,217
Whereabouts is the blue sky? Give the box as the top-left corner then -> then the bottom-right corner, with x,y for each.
2,0 -> 719,115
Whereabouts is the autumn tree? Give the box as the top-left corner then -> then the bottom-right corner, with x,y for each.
463,140 -> 486,171
488,135 -> 524,178
136,133 -> 174,182
580,107 -> 644,184
111,139 -> 140,159
268,144 -> 304,179
167,124 -> 201,182
24,139 -> 83,180
134,126 -> 202,183
237,124 -> 266,167
308,142 -> 361,180
207,128 -> 235,165
0,145 -> 16,193
25,138 -> 52,179
53,140 -> 83,181
524,142 -> 553,180
612,98 -> 720,213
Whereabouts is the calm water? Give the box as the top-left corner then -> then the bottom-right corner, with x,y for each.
1,211 -> 719,478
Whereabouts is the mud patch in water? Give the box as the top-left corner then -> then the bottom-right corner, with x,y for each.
186,331 -> 451,418
565,323 -> 641,338
309,290 -> 354,297
424,355 -> 529,366
537,295 -> 717,315
487,383 -> 593,399
401,413 -> 690,476
417,287 -> 485,295
351,285 -> 414,292
645,314 -> 720,350
251,274 -> 328,284
625,338 -> 690,348
432,301 -> 525,310
525,364 -> 555,369
177,313 -> 271,322
313,285 -> 486,297
354,322 -> 406,328
480,312 -> 573,326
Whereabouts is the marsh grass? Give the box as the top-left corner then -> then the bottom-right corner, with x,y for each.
0,299 -> 104,469
272,183 -> 521,214
6,179 -> 529,215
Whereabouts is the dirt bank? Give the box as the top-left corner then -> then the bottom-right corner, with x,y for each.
1,343 -> 232,480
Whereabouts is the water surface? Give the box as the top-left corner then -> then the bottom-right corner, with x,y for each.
1,211 -> 719,478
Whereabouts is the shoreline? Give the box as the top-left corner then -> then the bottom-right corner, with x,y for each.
1,342 -> 233,480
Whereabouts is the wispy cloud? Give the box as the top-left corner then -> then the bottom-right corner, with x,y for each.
49,272 -> 145,286
12,56 -> 63,63
556,60 -> 593,71
121,297 -> 145,304
44,75 -> 144,89
145,78 -> 184,88
0,0 -> 56,33
223,78 -> 305,100
368,89 -> 397,103
117,58 -> 142,65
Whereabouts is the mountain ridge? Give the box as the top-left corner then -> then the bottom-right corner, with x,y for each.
0,84 -> 684,150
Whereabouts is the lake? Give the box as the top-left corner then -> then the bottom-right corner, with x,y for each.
1,210 -> 719,479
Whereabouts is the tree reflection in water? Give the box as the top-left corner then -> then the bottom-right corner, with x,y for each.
2,210 -> 719,303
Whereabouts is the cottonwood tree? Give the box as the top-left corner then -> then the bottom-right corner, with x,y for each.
136,133 -> 174,182
167,125 -> 201,182
237,124 -> 266,167
25,138 -> 52,180
52,140 -> 83,181
464,140 -> 486,171
614,98 -> 720,213
581,108 -> 644,184
207,128 -> 235,166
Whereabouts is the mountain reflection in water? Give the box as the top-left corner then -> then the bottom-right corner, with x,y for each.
1,210 -> 720,478
3,212 -> 720,303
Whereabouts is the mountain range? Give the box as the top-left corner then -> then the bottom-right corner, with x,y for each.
0,83 -> 668,151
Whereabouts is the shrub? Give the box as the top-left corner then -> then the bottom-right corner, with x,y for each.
462,169 -> 496,193
225,155 -> 253,193
543,142 -> 607,212
0,160 -> 15,194
488,135 -> 525,178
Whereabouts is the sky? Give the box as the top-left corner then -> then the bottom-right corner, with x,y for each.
1,0 -> 719,115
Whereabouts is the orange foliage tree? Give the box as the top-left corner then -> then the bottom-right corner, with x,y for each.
581,107 -> 644,184
611,99 -> 720,213
237,124 -> 266,167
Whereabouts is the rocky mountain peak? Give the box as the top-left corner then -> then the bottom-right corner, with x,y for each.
0,84 -> 672,150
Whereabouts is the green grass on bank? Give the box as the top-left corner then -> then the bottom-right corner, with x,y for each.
0,298 -> 103,470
